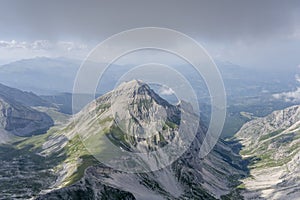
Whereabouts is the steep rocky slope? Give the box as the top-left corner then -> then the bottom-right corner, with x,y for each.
235,105 -> 300,199
0,80 -> 247,199
34,80 -> 246,199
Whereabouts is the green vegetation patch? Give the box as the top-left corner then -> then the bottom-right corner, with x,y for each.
105,124 -> 133,151
98,117 -> 113,125
96,103 -> 111,112
259,129 -> 284,141
62,135 -> 99,186
164,121 -> 178,129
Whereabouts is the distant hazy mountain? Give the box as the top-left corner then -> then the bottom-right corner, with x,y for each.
0,57 -> 132,95
1,57 -> 297,97
235,105 -> 300,199
0,57 -> 80,95
1,56 -> 298,139
0,83 -> 52,107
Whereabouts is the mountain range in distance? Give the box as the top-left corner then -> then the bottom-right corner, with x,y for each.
1,56 -> 298,139
0,57 -> 298,97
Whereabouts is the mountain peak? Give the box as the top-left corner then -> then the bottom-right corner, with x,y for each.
114,79 -> 150,95
108,80 -> 174,139
107,80 -> 170,107
118,79 -> 145,87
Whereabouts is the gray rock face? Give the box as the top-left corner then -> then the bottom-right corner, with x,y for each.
236,105 -> 300,200
111,80 -> 175,139
0,96 -> 54,137
236,105 -> 300,144
36,80 -> 245,200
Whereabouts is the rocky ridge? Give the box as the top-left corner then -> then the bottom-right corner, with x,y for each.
235,105 -> 300,199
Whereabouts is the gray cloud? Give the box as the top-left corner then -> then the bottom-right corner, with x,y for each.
1,0 -> 300,70
0,40 -> 88,52
273,88 -> 300,103
0,39 -> 89,64
0,0 -> 299,42
273,71 -> 300,102
159,85 -> 175,96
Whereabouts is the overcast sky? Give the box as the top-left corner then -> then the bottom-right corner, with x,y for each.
0,0 -> 300,69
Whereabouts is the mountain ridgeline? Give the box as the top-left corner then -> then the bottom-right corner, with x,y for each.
0,83 -> 54,138
0,80 -> 247,199
36,80 -> 247,199
1,80 -> 300,199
